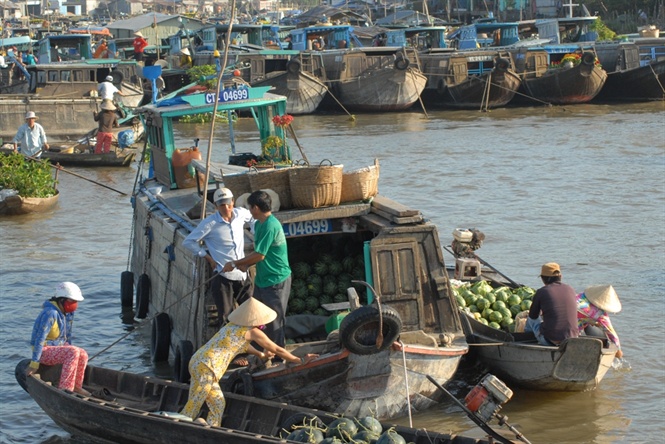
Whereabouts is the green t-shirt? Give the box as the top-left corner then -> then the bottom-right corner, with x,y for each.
253,214 -> 291,288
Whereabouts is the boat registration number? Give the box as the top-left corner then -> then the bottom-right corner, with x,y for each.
205,86 -> 249,104
282,219 -> 332,237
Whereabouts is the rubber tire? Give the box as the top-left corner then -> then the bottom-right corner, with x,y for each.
135,274 -> 150,319
120,271 -> 134,307
495,58 -> 510,72
223,369 -> 254,396
339,305 -> 402,355
151,312 -> 171,362
394,57 -> 410,70
279,413 -> 324,438
581,52 -> 596,66
110,70 -> 124,84
287,59 -> 301,74
174,340 -> 194,383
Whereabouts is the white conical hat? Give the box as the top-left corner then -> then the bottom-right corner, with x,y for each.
584,285 -> 621,314
227,298 -> 277,327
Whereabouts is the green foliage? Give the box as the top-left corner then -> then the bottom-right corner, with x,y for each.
186,64 -> 217,89
0,153 -> 56,198
590,18 -> 617,41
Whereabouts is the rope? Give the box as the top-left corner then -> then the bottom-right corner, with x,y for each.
649,63 -> 665,94
88,271 -> 220,362
411,69 -> 429,118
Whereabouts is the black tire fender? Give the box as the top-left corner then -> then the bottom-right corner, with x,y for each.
287,59 -> 301,74
222,368 -> 254,396
174,340 -> 194,383
279,413 -> 324,438
494,58 -> 510,72
581,52 -> 596,66
110,70 -> 124,84
339,305 -> 402,355
394,56 -> 410,70
151,312 -> 171,362
120,271 -> 134,308
135,273 -> 150,319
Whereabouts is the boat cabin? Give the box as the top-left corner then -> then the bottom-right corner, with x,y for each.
203,23 -> 291,50
289,24 -> 362,51
448,19 -> 521,50
383,25 -> 451,50
36,33 -> 94,63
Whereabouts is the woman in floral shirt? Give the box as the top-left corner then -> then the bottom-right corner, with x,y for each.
180,298 -> 317,426
577,284 -> 623,358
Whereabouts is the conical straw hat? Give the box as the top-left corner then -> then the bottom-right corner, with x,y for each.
228,298 -> 277,327
584,285 -> 622,314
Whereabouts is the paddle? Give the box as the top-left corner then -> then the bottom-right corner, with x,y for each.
22,151 -> 128,196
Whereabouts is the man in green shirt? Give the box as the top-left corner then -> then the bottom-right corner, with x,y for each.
222,190 -> 291,347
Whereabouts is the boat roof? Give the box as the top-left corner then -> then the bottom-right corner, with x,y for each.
0,35 -> 33,48
69,27 -> 113,37
137,86 -> 287,119
26,59 -> 122,69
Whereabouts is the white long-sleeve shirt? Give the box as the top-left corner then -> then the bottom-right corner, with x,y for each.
183,207 -> 253,280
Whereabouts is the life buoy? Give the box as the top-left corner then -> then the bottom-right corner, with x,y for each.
110,70 -> 124,85
120,271 -> 133,308
287,59 -> 301,74
394,56 -> 410,70
581,52 -> 596,66
174,340 -> 194,383
339,305 -> 402,355
151,312 -> 171,362
135,274 -> 150,319
494,58 -> 510,72
279,413 -> 324,438
223,368 -> 254,396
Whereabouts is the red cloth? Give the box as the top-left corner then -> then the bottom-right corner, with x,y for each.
95,132 -> 113,154
133,36 -> 148,54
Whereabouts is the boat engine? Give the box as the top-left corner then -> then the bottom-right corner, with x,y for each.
464,374 -> 513,423
451,228 -> 485,279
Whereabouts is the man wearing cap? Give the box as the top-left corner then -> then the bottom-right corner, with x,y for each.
13,111 -> 49,157
97,75 -> 123,102
93,100 -> 119,154
223,190 -> 291,349
526,262 -> 579,346
183,188 -> 254,325
132,31 -> 148,62
577,284 -> 623,358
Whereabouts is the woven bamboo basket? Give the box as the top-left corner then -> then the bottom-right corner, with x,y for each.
340,159 -> 380,203
248,167 -> 293,209
288,162 -> 343,209
222,172 -> 251,197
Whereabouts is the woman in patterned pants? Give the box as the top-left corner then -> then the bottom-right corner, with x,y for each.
181,298 -> 318,426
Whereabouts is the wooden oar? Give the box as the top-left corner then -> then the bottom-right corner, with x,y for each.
24,151 -> 128,196
287,125 -> 310,165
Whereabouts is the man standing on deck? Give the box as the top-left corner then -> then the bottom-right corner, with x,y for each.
97,75 -> 124,102
222,190 -> 291,349
132,31 -> 148,63
183,188 -> 254,325
13,111 -> 49,157
526,262 -> 579,346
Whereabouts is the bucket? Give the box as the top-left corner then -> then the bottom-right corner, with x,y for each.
172,147 -> 202,189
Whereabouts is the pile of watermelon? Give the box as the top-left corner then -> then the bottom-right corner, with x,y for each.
288,253 -> 367,316
452,281 -> 536,331
283,416 -> 408,444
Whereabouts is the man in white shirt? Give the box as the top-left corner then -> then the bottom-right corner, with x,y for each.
183,188 -> 255,324
13,111 -> 49,157
97,75 -> 124,101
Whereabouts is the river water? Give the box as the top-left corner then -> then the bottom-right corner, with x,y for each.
1,101 -> 663,443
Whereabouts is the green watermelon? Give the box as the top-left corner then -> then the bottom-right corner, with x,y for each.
293,262 -> 311,280
489,321 -> 501,329
314,307 -> 328,316
492,300 -> 507,311
328,261 -> 343,276
326,418 -> 358,441
314,261 -> 329,276
324,281 -> 338,296
510,304 -> 522,317
355,416 -> 382,435
288,298 -> 306,314
334,293 -> 347,303
342,256 -> 355,272
305,296 -> 320,311
489,311 -> 504,323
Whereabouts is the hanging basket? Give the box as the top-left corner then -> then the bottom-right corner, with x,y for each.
222,172 -> 251,198
248,167 -> 293,210
340,159 -> 380,203
288,160 -> 343,209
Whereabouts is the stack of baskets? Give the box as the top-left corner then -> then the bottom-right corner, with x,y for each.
340,159 -> 380,203
288,161 -> 343,209
248,168 -> 293,210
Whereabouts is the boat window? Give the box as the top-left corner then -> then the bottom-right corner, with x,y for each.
73,70 -> 82,81
61,70 -> 71,82
48,71 -> 59,82
37,71 -> 47,84
88,70 -> 96,81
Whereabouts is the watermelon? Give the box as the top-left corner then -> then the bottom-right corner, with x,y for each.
376,429 -> 406,444
293,262 -> 311,280
326,418 -> 358,440
468,304 -> 479,313
478,318 -> 489,325
455,295 -> 466,308
314,307 -> 328,316
499,307 -> 512,320
328,261 -> 343,276
476,298 -> 490,311
500,317 -> 514,329
355,416 -> 382,435
482,308 -> 493,320
334,293 -> 348,303
305,296 -> 320,311
471,281 -> 493,296
484,292 -> 497,304
489,321 -> 501,329
314,261 -> 329,276
489,311 -> 503,323
510,304 -> 522,317
492,300 -> 506,311
520,300 -> 532,311
342,256 -> 355,272
288,298 -> 306,314
324,281 -> 338,296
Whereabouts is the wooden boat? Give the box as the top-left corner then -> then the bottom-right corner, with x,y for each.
512,47 -> 607,105
0,190 -> 59,216
15,360 -> 519,444
460,313 -> 617,391
319,47 -> 427,112
128,84 -> 468,421
594,40 -> 665,101
420,50 -> 521,109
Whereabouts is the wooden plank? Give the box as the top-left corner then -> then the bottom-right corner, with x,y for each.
273,203 -> 370,223
371,195 -> 420,217
371,206 -> 423,224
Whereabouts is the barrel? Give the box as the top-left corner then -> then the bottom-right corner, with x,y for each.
172,147 -> 202,189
